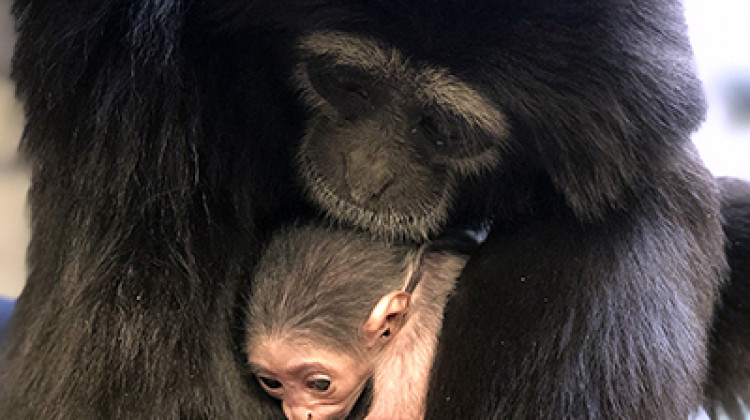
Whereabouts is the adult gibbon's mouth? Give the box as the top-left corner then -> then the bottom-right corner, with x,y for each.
296,149 -> 454,242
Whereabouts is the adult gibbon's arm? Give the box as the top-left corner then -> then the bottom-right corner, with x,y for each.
705,177 -> 750,420
0,1 -> 302,417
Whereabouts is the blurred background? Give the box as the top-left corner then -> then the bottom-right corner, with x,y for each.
0,0 -> 26,299
0,1 -> 749,298
686,0 -> 750,179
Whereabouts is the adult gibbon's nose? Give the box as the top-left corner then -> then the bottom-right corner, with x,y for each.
342,150 -> 394,205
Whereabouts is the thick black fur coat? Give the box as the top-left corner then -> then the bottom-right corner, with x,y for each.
1,1 -> 747,419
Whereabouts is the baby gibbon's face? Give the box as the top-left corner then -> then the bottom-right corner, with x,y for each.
248,338 -> 371,420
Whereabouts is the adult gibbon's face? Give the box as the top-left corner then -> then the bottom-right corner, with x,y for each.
294,32 -> 509,241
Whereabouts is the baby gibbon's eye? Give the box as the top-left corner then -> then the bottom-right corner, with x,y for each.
258,376 -> 283,390
306,378 -> 331,392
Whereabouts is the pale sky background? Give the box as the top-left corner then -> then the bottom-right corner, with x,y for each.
1,2 -> 749,298
685,0 -> 750,180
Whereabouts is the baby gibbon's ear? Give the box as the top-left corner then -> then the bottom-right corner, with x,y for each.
363,291 -> 411,348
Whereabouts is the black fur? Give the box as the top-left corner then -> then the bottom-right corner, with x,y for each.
705,177 -> 750,419
252,1 -> 727,419
0,0 -> 307,417
0,0 -> 737,419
